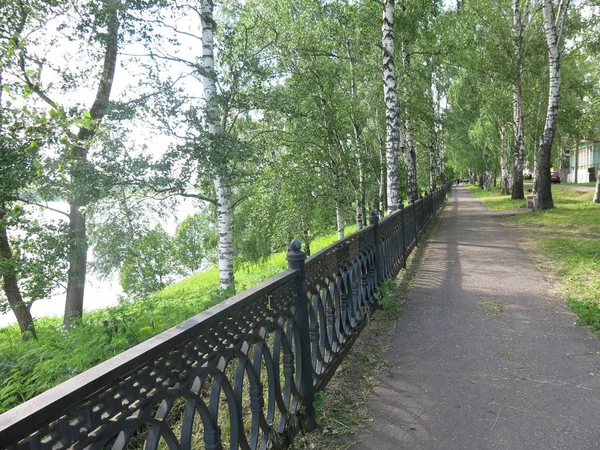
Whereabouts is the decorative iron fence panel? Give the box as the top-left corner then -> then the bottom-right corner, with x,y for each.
0,185 -> 451,450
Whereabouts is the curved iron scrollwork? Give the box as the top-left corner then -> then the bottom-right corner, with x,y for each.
0,185 -> 451,450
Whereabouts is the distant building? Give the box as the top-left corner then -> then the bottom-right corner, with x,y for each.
567,139 -> 600,183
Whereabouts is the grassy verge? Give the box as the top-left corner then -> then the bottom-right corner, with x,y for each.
0,227 -> 356,412
468,186 -> 600,334
560,182 -> 596,187
465,185 -> 527,210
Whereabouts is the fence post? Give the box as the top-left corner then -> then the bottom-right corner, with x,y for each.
399,203 -> 407,269
286,240 -> 316,430
369,210 -> 383,283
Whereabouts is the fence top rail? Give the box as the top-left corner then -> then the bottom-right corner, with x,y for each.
0,268 -> 298,444
304,202 -> 416,271
378,202 -> 416,226
305,222 -> 374,269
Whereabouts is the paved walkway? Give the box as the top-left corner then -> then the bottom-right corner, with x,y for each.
351,186 -> 600,450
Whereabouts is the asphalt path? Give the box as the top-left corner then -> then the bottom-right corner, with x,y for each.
351,186 -> 600,450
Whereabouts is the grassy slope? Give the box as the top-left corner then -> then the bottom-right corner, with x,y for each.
468,185 -> 600,333
0,227 -> 356,412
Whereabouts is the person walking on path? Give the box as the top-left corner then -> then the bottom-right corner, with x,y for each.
352,186 -> 600,450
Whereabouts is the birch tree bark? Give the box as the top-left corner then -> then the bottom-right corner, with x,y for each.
405,117 -> 418,200
336,199 -> 345,240
382,0 -> 401,212
375,108 -> 388,212
536,0 -> 569,210
355,166 -> 366,229
347,42 -> 366,229
438,148 -> 446,185
500,125 -> 512,195
428,135 -> 437,191
401,41 -> 418,202
427,66 -> 439,192
511,0 -> 526,200
200,0 -> 235,290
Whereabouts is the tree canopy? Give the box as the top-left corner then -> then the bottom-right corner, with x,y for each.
0,0 -> 599,338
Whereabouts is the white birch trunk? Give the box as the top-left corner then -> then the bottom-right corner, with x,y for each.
355,163 -> 366,229
201,0 -> 235,290
382,0 -> 401,212
405,117 -> 418,200
438,136 -> 446,185
336,200 -> 345,240
376,115 -> 387,212
402,41 -> 418,202
428,71 -> 438,192
429,140 -> 437,192
347,45 -> 367,229
500,126 -> 512,195
511,0 -> 526,200
536,0 -> 568,210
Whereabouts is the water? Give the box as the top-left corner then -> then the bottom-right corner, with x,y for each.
0,198 -> 199,327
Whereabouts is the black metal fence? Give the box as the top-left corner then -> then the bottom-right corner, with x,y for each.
0,184 -> 451,450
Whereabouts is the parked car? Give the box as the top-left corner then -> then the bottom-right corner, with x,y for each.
551,171 -> 561,183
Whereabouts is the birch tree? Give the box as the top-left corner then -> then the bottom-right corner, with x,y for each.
400,40 -> 418,202
511,0 -> 528,200
199,0 -> 235,290
535,0 -> 569,210
382,0 -> 402,211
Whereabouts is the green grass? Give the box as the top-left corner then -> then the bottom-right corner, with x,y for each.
560,182 -> 596,187
469,186 -> 600,334
0,226 -> 356,413
466,185 -> 527,210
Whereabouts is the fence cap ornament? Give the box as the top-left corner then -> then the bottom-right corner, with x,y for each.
369,209 -> 379,223
286,239 -> 306,262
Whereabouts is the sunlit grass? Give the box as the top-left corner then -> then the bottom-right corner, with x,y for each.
466,185 -> 527,210
559,181 -> 596,187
